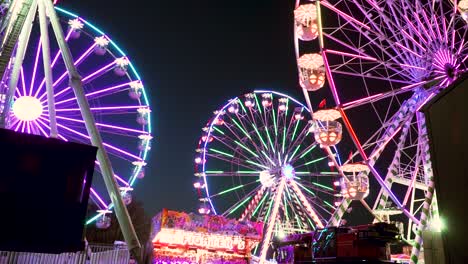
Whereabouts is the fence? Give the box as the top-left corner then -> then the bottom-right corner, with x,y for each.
0,243 -> 130,264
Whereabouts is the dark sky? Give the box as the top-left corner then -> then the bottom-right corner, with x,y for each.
59,0 -> 303,216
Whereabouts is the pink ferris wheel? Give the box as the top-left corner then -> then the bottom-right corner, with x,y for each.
294,0 -> 467,262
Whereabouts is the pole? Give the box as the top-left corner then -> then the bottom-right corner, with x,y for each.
42,0 -> 142,260
37,0 -> 56,137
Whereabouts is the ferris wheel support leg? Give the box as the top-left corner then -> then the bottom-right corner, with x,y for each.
42,0 -> 142,260
410,113 -> 436,264
259,178 -> 286,263
0,0 -> 37,128
37,0 -> 56,137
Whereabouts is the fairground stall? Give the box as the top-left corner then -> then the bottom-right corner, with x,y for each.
151,209 -> 263,264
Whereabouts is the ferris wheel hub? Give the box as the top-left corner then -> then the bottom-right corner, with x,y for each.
12,96 -> 43,121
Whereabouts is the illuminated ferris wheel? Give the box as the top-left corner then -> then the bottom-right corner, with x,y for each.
293,0 -> 468,262
0,2 -> 152,233
193,90 -> 343,260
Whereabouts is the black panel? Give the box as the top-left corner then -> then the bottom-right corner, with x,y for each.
0,129 -> 97,253
421,74 -> 468,264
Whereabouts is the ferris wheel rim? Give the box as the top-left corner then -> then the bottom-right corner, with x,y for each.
196,89 -> 343,234
7,6 -> 153,225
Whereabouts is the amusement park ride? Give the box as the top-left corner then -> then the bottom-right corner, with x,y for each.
0,0 -> 152,260
193,0 -> 468,263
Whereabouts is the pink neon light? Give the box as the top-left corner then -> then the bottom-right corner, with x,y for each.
321,1 -> 370,30
325,49 -> 377,61
322,51 -> 341,105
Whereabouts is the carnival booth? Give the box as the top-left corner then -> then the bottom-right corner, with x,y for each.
151,209 -> 263,264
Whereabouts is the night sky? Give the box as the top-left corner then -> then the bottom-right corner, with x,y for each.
59,0 -> 303,216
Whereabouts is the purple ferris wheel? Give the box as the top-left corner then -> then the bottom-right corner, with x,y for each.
293,0 -> 467,262
0,6 -> 152,229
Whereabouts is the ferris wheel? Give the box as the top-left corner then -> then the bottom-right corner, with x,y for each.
193,90 -> 343,260
293,0 -> 468,262
0,3 -> 152,232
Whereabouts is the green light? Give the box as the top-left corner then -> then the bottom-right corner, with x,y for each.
307,217 -> 316,230
289,145 -> 302,162
238,98 -> 247,113
231,118 -> 252,139
264,197 -> 274,221
234,140 -> 259,158
282,126 -> 287,154
218,184 -> 244,196
213,126 -> 225,135
291,118 -> 301,142
311,182 -> 334,191
324,200 -> 335,209
254,93 -> 262,114
210,148 -> 234,158
296,182 -> 316,196
300,145 -> 317,159
261,151 -> 276,166
246,160 -> 269,170
252,193 -> 268,216
265,127 -> 275,151
304,156 -> 328,166
252,123 -> 268,149
272,107 -> 278,136
205,170 -> 224,174
228,195 -> 252,215
237,170 -> 258,174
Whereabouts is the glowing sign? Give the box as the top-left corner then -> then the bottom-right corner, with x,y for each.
154,228 -> 249,253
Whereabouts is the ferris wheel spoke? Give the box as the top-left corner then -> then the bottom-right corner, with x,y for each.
322,32 -> 412,79
226,115 -> 269,164
220,121 -> 268,165
212,134 -> 260,162
292,152 -> 328,170
205,152 -> 262,171
28,38 -> 42,96
20,67 -> 27,96
34,118 -> 68,141
33,29 -> 74,98
284,123 -> 311,162
42,118 -> 141,161
207,181 -> 259,200
220,185 -> 263,217
322,1 -> 417,69
53,105 -> 141,113
55,81 -> 136,106
94,162 -> 130,187
90,187 -> 109,209
295,180 -> 336,196
55,115 -> 146,135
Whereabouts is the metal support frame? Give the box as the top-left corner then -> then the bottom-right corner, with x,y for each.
41,0 -> 141,260
37,0 -> 56,137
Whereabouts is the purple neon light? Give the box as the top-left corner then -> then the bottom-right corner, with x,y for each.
46,119 -> 142,161
48,61 -> 115,100
29,38 -> 42,96
55,82 -> 132,105
37,43 -> 109,101
20,67 -> 27,96
91,187 -> 108,208
34,29 -> 73,97
52,105 -> 142,112
56,115 -> 146,134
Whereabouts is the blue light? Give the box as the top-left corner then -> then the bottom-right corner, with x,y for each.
282,164 -> 295,179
